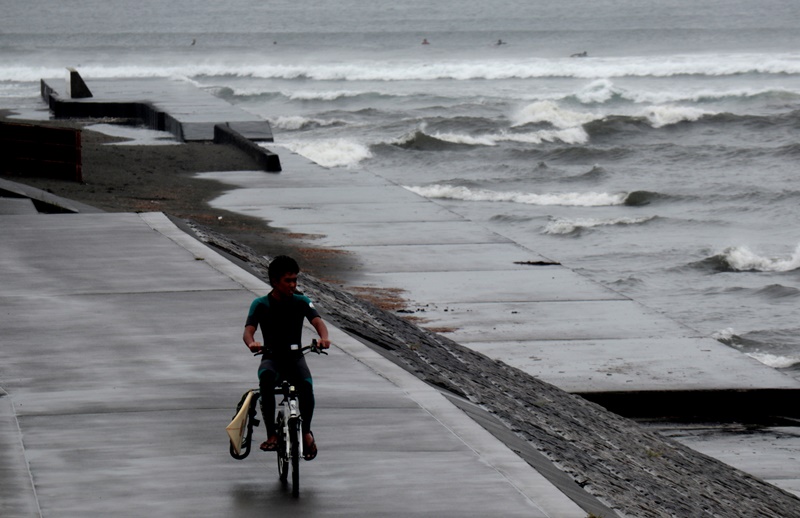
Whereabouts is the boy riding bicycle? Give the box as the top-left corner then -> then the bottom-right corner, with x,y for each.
243,255 -> 331,460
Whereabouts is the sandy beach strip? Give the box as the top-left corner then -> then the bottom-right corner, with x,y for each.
0,110 -> 357,283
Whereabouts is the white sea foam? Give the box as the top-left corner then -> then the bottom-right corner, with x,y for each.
543,216 -> 656,235
640,105 -> 711,128
715,328 -> 800,367
272,139 -> 371,168
0,81 -> 37,97
552,80 -> 718,127
404,184 -> 627,206
720,244 -> 800,272
562,78 -> 800,107
189,55 -> 800,81
621,86 -> 798,105
511,100 -> 600,129
745,352 -> 800,369
285,90 -> 371,101
269,115 -> 344,131
5,53 -> 800,83
430,127 -> 588,146
575,79 -> 618,104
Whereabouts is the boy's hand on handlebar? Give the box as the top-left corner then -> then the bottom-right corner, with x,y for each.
247,341 -> 263,354
317,338 -> 331,350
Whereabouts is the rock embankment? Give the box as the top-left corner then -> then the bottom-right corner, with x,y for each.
192,221 -> 800,518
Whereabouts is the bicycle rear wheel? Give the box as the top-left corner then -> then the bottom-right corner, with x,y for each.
289,418 -> 300,497
275,411 -> 289,482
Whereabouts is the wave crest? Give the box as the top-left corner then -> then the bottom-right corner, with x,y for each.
273,138 -> 371,168
403,184 -> 628,206
570,79 -> 800,106
511,100 -> 599,129
712,328 -> 800,369
393,126 -> 588,149
642,105 -> 712,128
270,115 -> 346,131
6,52 -> 800,83
543,215 -> 657,235
623,190 -> 666,206
694,244 -> 800,273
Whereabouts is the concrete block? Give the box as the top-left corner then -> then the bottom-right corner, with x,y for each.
214,123 -> 281,172
66,67 -> 92,98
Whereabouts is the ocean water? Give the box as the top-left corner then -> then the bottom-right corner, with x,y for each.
3,0 -> 800,379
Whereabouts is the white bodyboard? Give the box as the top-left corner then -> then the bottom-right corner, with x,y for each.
226,390 -> 255,455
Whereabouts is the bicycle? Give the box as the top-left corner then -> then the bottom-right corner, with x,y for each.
227,340 -> 327,497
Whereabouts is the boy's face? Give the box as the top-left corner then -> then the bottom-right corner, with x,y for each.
273,272 -> 298,299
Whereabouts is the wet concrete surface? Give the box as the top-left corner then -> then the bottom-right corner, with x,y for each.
198,154 -> 800,397
197,152 -> 800,501
0,208 -> 586,517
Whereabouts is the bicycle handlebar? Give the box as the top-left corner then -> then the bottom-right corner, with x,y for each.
302,339 -> 329,355
253,339 -> 328,357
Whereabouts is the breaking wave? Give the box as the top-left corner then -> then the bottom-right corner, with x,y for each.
511,99 -> 714,135
543,215 -> 657,235
712,328 -> 800,369
746,352 -> 800,369
511,100 -> 599,129
269,115 -> 347,131
566,78 -> 800,106
392,127 -> 588,149
271,138 -> 372,168
692,244 -> 800,273
5,51 -> 800,83
640,105 -> 712,128
212,85 -> 404,103
403,184 -> 629,206
404,185 -> 668,207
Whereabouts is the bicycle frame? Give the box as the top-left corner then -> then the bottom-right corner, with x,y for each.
275,380 -> 303,496
228,340 -> 326,497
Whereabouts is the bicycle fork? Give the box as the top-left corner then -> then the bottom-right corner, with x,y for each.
281,386 -> 303,458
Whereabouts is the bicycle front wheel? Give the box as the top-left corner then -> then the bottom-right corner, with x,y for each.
276,411 -> 289,482
289,418 -> 300,497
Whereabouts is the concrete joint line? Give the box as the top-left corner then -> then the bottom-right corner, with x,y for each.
330,330 -> 586,517
0,389 -> 43,517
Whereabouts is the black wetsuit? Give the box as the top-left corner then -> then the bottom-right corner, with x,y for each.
245,292 -> 320,435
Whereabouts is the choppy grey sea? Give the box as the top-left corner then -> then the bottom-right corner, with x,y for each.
3,0 -> 800,380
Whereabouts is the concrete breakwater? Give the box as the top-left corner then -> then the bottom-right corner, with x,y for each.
40,74 -> 281,171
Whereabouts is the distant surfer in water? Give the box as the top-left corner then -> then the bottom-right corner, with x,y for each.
422,38 -> 430,45
496,39 -> 506,46
570,51 -> 588,57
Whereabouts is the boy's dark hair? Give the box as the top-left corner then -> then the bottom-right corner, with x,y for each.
268,255 -> 299,286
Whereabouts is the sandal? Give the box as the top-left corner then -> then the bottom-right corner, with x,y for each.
260,435 -> 278,451
303,431 -> 317,461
